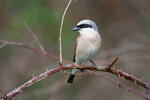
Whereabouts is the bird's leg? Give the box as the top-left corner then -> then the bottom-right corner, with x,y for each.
90,60 -> 97,68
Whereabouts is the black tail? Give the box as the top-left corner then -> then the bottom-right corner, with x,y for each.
67,74 -> 75,84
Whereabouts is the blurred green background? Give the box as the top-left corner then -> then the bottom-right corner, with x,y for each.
0,0 -> 150,100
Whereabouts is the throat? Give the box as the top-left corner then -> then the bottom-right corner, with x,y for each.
80,31 -> 98,41
79,28 -> 98,37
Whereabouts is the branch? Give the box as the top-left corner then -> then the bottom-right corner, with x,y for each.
9,8 -> 46,53
88,71 -> 150,100
95,57 -> 150,91
3,1 -> 149,100
1,58 -> 150,100
1,40 -> 150,90
18,16 -> 45,52
99,61 -> 150,90
0,40 -> 70,63
59,0 -> 72,65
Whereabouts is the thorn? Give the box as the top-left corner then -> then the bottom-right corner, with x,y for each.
108,56 -> 119,69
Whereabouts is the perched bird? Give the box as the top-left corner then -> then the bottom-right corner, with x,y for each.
67,19 -> 101,83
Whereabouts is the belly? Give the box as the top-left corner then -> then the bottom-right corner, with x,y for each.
75,41 -> 100,64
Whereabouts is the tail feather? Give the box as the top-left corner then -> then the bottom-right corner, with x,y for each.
67,74 -> 75,84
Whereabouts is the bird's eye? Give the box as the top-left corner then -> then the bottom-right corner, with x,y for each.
77,24 -> 92,28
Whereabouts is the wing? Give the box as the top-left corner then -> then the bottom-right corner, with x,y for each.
73,43 -> 77,62
73,35 -> 80,62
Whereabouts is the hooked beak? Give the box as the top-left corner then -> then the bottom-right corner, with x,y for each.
72,27 -> 80,31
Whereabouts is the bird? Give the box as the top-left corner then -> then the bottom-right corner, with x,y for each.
67,19 -> 101,84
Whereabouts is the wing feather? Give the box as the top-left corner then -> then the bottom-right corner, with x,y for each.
73,35 -> 80,62
73,44 -> 76,62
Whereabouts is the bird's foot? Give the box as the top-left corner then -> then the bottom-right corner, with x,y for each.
90,60 -> 97,68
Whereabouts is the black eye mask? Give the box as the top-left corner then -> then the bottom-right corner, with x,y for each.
76,24 -> 92,28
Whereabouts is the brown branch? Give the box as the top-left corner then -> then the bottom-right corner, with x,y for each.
19,16 -> 46,52
88,71 -> 150,100
99,65 -> 150,90
0,40 -> 71,63
108,56 -> 118,69
96,57 -> 150,91
59,0 -> 72,65
0,40 -> 150,90
1,58 -> 150,100
9,8 -> 46,53
3,2 -> 149,100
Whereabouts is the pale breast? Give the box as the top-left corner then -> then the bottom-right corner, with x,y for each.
75,32 -> 101,64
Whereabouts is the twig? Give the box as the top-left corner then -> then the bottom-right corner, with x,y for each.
19,16 -> 46,53
88,71 -> 150,100
59,0 -> 72,65
2,58 -> 150,100
108,56 -> 118,69
99,66 -> 150,90
0,40 -> 70,63
9,8 -> 46,53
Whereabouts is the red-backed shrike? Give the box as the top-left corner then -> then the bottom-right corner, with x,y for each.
67,19 -> 101,83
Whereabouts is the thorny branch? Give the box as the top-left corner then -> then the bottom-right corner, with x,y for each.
0,40 -> 70,63
0,57 -> 150,100
0,40 -> 150,91
88,71 -> 150,100
0,1 -> 149,100
59,0 -> 72,65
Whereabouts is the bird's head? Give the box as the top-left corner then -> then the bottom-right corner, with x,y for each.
72,19 -> 98,34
